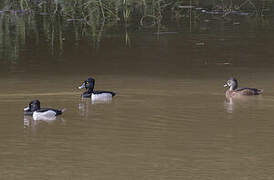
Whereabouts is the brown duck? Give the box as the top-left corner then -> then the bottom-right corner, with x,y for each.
224,78 -> 263,98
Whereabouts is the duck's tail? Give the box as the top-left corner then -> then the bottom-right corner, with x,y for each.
61,108 -> 67,113
256,89 -> 263,95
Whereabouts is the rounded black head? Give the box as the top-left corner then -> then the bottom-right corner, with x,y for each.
29,99 -> 41,111
78,77 -> 95,92
86,78 -> 95,85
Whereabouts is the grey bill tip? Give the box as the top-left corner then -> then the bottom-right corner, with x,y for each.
78,83 -> 85,89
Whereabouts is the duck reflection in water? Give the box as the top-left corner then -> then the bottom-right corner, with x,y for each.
24,115 -> 65,133
78,98 -> 91,117
224,97 -> 244,113
224,94 -> 263,114
78,97 -> 113,118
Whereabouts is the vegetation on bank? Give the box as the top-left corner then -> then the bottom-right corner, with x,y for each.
1,0 -> 274,27
0,0 -> 274,61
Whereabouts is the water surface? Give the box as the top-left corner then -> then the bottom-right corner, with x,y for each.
1,17 -> 274,179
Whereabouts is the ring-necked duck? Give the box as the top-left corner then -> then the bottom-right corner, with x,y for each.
224,77 -> 263,97
78,77 -> 116,100
24,100 -> 64,119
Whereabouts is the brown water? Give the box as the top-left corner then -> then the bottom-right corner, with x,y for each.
1,19 -> 274,179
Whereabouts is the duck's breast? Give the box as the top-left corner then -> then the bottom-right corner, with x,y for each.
226,90 -> 241,98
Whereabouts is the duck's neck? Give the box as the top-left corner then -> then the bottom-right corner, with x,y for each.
230,84 -> 237,91
86,88 -> 94,94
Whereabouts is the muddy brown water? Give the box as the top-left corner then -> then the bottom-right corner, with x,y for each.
1,20 -> 274,179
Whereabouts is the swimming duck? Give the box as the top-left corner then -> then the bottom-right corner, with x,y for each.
224,78 -> 263,97
24,100 -> 64,119
78,77 -> 116,100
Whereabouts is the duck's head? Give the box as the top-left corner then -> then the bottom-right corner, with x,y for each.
25,99 -> 41,112
224,77 -> 238,90
78,77 -> 95,92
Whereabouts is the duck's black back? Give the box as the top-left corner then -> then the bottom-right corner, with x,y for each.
93,91 -> 116,97
24,108 -> 62,116
36,108 -> 62,115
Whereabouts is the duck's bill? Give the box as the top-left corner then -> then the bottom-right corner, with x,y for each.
78,83 -> 85,89
24,106 -> 30,111
224,83 -> 228,87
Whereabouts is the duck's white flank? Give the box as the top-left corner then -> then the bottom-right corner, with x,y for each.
91,93 -> 113,101
33,110 -> 57,121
